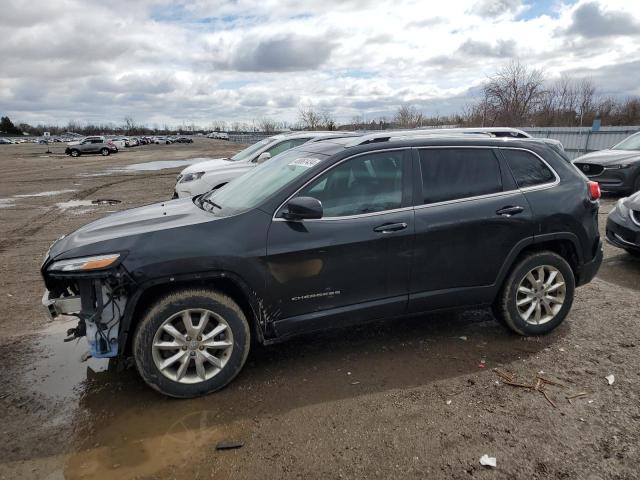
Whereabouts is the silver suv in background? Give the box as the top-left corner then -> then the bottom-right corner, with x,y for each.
65,136 -> 118,157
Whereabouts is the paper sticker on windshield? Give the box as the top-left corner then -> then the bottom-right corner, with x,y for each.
288,157 -> 321,168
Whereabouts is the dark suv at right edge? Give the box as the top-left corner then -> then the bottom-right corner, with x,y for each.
41,134 -> 603,397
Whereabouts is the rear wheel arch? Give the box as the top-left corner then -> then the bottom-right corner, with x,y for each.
121,274 -> 264,357
493,236 -> 580,301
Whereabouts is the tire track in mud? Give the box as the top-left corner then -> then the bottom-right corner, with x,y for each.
0,173 -> 176,254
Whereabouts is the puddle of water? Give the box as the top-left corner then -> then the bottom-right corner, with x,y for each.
119,159 -> 208,172
26,318 -> 110,400
14,189 -> 76,198
56,200 -> 96,210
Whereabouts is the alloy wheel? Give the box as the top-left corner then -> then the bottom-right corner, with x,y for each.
515,265 -> 566,325
151,309 -> 233,384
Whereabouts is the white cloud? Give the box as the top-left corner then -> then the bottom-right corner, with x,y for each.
2,0 -> 640,126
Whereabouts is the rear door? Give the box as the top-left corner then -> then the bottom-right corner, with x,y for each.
409,147 -> 534,312
266,149 -> 414,333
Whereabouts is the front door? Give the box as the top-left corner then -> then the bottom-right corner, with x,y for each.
265,149 -> 414,335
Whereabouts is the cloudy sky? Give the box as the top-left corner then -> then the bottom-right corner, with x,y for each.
2,0 -> 640,127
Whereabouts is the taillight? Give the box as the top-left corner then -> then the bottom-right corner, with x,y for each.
588,181 -> 601,200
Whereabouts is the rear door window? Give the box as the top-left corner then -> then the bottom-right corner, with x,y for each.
418,148 -> 503,204
502,149 -> 555,188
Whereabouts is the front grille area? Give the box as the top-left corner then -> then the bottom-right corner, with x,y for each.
632,210 -> 640,227
574,163 -> 604,176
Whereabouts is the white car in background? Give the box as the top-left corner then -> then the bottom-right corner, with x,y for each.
174,132 -> 356,198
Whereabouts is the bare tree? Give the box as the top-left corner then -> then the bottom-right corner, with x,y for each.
577,79 -> 597,127
320,110 -> 336,130
394,104 -> 424,128
123,116 -> 137,134
480,60 -> 545,126
257,117 -> 278,133
298,103 -> 323,130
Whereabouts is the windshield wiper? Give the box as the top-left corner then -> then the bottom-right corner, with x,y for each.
201,197 -> 222,210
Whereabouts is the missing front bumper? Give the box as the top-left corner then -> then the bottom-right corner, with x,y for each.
42,280 -> 127,358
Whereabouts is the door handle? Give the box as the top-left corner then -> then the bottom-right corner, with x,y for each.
374,222 -> 408,233
496,206 -> 524,217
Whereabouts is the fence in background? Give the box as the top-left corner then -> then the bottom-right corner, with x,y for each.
228,133 -> 273,145
228,127 -> 640,159
521,126 -> 640,160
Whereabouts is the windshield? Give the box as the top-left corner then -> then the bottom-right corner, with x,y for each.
230,138 -> 274,161
198,149 -> 328,216
612,132 -> 640,151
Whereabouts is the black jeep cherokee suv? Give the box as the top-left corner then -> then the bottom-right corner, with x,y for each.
42,135 -> 603,398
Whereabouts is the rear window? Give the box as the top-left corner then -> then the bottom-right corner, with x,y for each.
419,148 -> 503,204
503,149 -> 555,188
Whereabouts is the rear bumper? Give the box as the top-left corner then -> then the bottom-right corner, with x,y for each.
576,239 -> 603,286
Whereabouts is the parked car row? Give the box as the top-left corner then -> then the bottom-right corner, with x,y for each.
62,135 -> 195,156
42,125 -> 606,398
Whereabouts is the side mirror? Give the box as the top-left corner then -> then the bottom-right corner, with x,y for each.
256,152 -> 271,163
282,197 -> 323,221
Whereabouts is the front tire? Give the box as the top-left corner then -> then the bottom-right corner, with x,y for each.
133,288 -> 250,398
493,251 -> 575,336
100,148 -> 110,156
70,149 -> 80,157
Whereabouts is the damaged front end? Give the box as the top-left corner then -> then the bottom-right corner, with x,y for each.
41,253 -> 132,358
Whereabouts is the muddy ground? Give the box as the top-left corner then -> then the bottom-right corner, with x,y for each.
0,138 -> 639,480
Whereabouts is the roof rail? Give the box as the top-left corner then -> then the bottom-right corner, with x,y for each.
343,129 -> 494,147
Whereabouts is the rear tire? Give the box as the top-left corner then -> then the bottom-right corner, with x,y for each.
133,288 -> 250,398
100,148 -> 110,156
493,251 -> 575,336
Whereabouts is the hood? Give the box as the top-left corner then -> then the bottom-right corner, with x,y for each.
179,157 -> 235,175
573,149 -> 640,165
48,197 -> 215,259
67,141 -> 80,146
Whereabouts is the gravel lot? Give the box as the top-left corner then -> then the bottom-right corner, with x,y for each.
0,138 -> 639,479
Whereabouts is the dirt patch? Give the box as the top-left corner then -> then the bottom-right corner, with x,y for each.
1,140 -> 639,479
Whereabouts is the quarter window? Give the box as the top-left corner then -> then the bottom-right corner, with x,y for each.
298,151 -> 406,217
503,149 -> 555,188
419,148 -> 503,204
